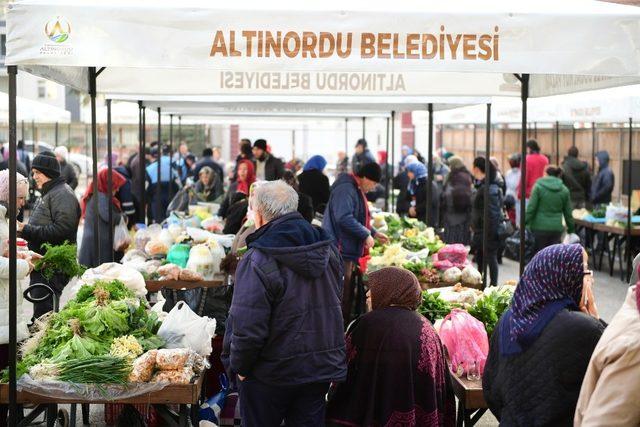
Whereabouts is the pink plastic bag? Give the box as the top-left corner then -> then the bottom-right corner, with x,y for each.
438,309 -> 489,376
432,244 -> 469,270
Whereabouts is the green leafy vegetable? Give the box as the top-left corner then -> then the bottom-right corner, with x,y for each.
57,356 -> 132,385
403,260 -> 428,276
467,288 -> 513,337
418,291 -> 453,324
34,241 -> 86,280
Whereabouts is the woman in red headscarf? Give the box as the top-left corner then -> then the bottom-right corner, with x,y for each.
79,167 -> 128,267
219,159 -> 255,219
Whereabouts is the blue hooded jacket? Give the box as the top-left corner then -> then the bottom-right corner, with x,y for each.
591,151 -> 615,205
223,212 -> 346,386
322,173 -> 375,262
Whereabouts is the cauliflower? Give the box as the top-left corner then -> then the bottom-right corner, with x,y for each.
110,335 -> 144,362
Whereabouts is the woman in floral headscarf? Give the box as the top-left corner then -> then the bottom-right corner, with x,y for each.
483,244 -> 604,426
326,267 -> 455,427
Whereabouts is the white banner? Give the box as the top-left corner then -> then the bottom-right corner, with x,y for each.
7,1 -> 640,76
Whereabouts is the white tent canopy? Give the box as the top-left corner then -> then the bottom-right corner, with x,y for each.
108,95 -> 489,117
0,91 -> 70,123
6,0 -> 640,98
435,85 -> 640,125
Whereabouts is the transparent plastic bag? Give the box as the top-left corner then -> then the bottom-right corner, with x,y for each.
439,309 -> 489,377
113,217 -> 131,252
17,374 -> 167,401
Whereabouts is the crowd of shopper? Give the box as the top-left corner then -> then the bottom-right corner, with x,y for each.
0,132 -> 632,427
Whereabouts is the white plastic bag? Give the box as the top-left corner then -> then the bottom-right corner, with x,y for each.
78,262 -> 147,297
157,302 -> 216,357
113,217 -> 131,252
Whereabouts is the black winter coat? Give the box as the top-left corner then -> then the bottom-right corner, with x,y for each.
393,172 -> 411,216
407,177 -> 439,226
298,169 -> 330,214
471,180 -> 503,251
21,177 -> 81,254
483,309 -> 605,427
223,193 -> 248,235
254,154 -> 284,181
562,156 -> 591,207
59,160 -> 78,190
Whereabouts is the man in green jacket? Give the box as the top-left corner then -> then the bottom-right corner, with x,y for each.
562,147 -> 591,209
526,165 -> 575,254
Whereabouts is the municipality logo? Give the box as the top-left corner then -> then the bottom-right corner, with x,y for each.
45,17 -> 70,43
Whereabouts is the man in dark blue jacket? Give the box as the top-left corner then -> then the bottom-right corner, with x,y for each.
223,180 -> 346,427
590,150 -> 615,206
322,163 -> 389,324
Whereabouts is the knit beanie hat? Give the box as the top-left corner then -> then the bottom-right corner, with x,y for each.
0,169 -> 29,202
253,139 -> 267,151
357,162 -> 382,182
32,151 -> 61,178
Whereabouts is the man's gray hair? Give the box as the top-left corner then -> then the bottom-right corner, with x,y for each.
253,180 -> 298,222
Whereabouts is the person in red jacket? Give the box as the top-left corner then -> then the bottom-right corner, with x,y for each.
517,139 -> 549,207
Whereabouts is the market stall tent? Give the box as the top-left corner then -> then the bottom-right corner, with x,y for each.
435,85 -> 640,125
0,91 -> 71,124
5,0 -> 640,420
6,0 -> 640,97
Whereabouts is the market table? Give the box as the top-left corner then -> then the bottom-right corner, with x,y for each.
450,372 -> 487,427
145,279 -> 225,292
0,374 -> 205,427
591,223 -> 640,281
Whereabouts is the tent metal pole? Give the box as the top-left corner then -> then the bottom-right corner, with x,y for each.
591,122 -> 597,173
572,125 -> 576,148
156,108 -> 162,223
473,124 -> 477,157
627,118 -> 633,282
344,118 -> 348,155
178,116 -> 182,142
426,103 -> 434,226
54,122 -> 59,147
384,116 -> 390,212
89,67 -> 100,262
106,99 -> 114,261
137,101 -> 145,225
534,121 -> 538,138
362,116 -> 365,139
20,120 -> 24,142
555,121 -> 560,165
391,111 -> 396,212
142,106 -> 147,223
67,122 -> 71,145
7,65 -> 17,425
619,127 -> 625,201
518,73 -> 530,276
31,120 -> 35,149
169,114 -> 174,200
483,103 -> 492,289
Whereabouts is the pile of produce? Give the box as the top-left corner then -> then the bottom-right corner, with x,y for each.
124,222 -> 227,279
467,286 -> 514,336
6,280 -> 165,383
34,241 -> 85,280
419,285 -> 515,337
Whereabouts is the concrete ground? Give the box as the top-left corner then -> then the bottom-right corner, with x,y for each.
24,256 -> 631,426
